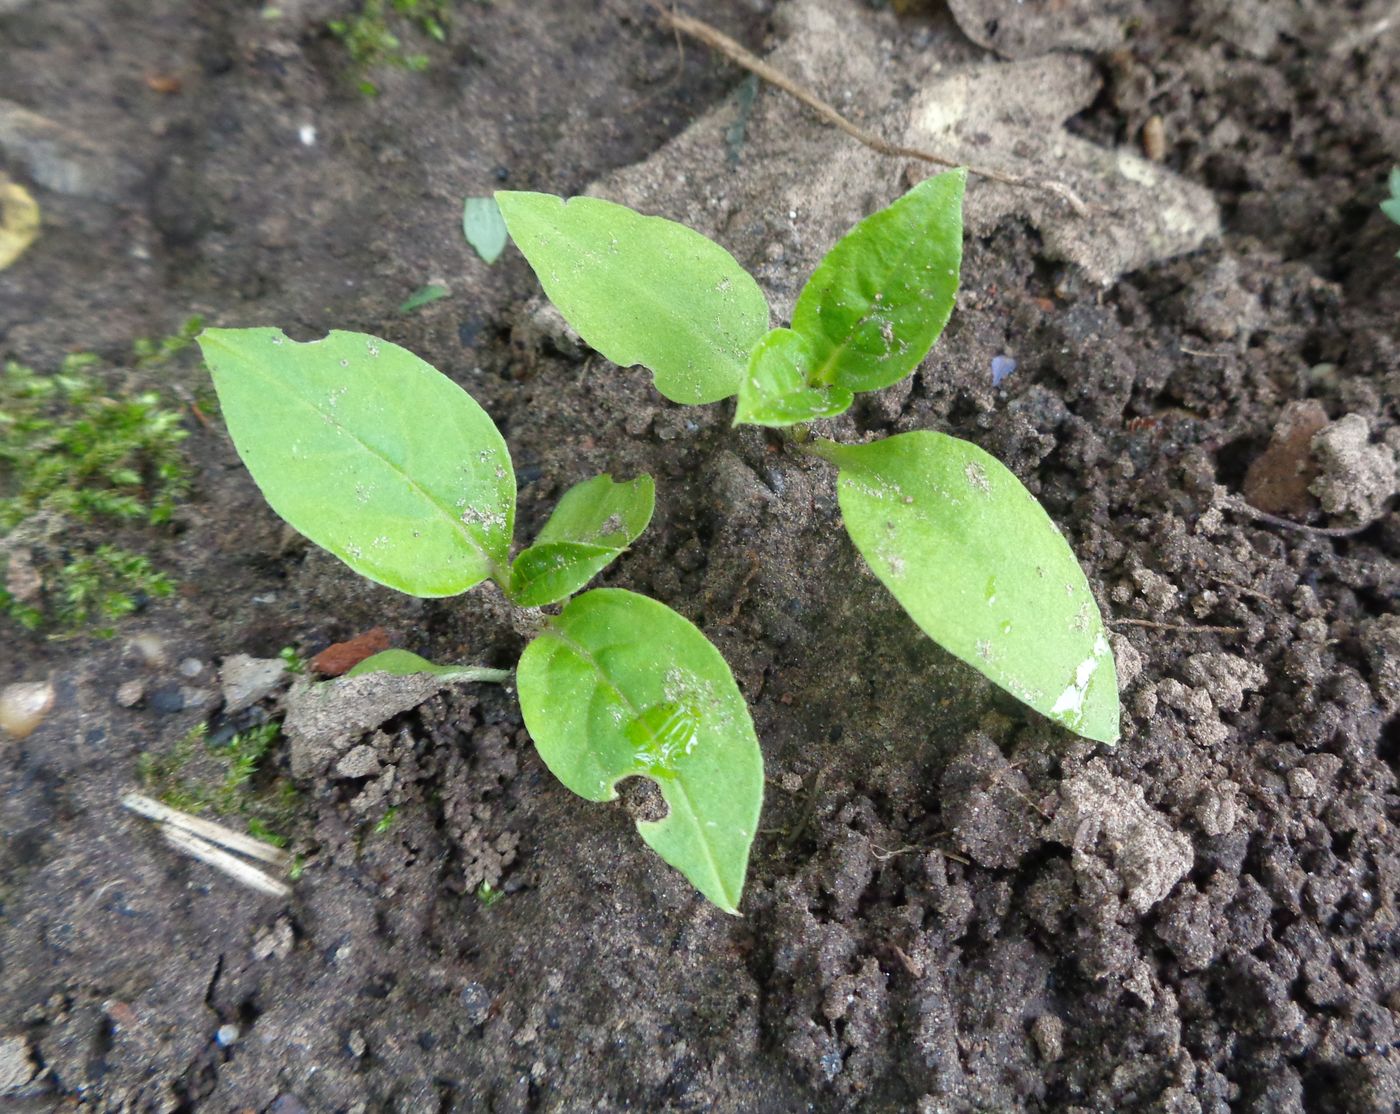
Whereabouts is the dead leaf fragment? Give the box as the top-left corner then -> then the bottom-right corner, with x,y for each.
312,627 -> 391,677
1242,399 -> 1328,517
0,176 -> 39,271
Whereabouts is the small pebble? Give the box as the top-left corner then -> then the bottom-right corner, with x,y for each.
115,680 -> 146,708
148,685 -> 185,715
1032,1014 -> 1064,1061
178,657 -> 205,679
129,634 -> 167,668
0,681 -> 55,739
990,354 -> 1017,387
460,982 -> 492,1026
347,1029 -> 367,1058
215,1024 -> 240,1047
1142,114 -> 1166,161
1287,768 -> 1317,798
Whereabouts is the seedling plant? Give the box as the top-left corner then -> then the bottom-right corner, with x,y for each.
197,167 -> 1118,914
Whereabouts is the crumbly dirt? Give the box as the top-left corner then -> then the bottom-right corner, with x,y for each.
3,0 -> 1399,1111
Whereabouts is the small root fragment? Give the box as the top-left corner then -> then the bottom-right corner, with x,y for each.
1220,494 -> 1384,539
1110,619 -> 1244,635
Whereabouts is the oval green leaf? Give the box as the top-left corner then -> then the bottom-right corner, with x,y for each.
198,327 -> 514,597
463,196 -> 508,264
516,589 -> 764,914
734,328 -> 854,428
510,541 -> 620,609
816,431 -> 1119,743
794,168 -> 965,394
346,649 -> 510,684
495,191 -> 770,405
533,473 -> 654,548
510,474 -> 655,608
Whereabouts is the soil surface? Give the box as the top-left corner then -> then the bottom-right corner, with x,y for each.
3,1 -> 1400,1111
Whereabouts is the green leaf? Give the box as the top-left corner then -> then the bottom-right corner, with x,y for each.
197,328 -> 514,596
794,168 -> 965,393
345,648 -> 510,683
815,431 -> 1119,744
516,589 -> 764,913
1382,166 -> 1400,230
510,542 -> 618,610
494,191 -> 769,405
532,472 -> 655,548
463,196 -> 508,264
399,283 -> 449,313
509,473 -> 656,607
734,328 -> 854,428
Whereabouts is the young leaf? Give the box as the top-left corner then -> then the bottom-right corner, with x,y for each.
510,542 -> 619,610
1383,166 -> 1400,223
532,473 -> 655,548
516,588 -> 764,914
346,649 -> 510,684
463,196 -> 508,264
494,191 -> 770,405
794,168 -> 965,394
734,328 -> 854,428
198,328 -> 515,596
509,474 -> 656,608
814,432 -> 1119,744
398,283 -> 449,313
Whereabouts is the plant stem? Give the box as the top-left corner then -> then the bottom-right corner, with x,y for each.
448,666 -> 512,684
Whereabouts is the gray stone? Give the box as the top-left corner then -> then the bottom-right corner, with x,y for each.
589,1 -> 1217,294
219,653 -> 288,715
115,679 -> 146,708
149,685 -> 184,715
0,1035 -> 35,1095
460,982 -> 492,1026
0,99 -> 144,202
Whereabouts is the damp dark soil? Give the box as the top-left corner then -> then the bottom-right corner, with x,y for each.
3,1 -> 1400,1111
